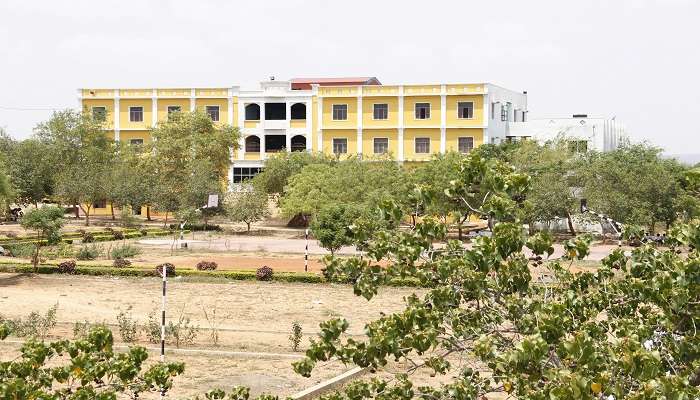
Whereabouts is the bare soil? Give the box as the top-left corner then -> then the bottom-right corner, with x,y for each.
0,273 -> 423,397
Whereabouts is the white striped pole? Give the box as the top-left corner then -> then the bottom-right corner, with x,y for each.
160,266 -> 167,398
304,228 -> 309,272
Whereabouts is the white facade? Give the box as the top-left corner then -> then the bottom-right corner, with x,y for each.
484,85 -> 528,144
509,115 -> 628,152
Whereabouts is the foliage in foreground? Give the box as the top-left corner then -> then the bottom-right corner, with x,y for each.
291,154 -> 700,399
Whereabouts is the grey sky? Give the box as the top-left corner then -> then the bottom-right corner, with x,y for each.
0,0 -> 698,154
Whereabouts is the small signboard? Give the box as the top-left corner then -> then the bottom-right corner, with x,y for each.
207,194 -> 219,208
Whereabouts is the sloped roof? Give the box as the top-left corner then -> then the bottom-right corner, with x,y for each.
290,77 -> 381,90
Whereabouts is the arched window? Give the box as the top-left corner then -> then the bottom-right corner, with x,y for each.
290,103 -> 306,120
245,135 -> 260,152
290,135 -> 307,152
245,104 -> 260,120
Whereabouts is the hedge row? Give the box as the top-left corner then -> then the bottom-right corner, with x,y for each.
0,263 -> 424,287
0,229 -> 187,248
0,228 -> 178,244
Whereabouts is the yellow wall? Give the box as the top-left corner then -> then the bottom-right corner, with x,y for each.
446,95 -> 484,127
403,128 -> 440,160
157,98 -> 190,123
119,99 -> 152,130
322,129 -> 357,156
195,98 -> 229,125
311,97 -> 318,151
244,153 -> 261,160
403,96 -> 441,127
290,120 -> 306,129
362,97 -> 399,128
445,128 -> 484,153
322,97 -> 357,129
82,99 -> 115,127
120,130 -> 151,144
244,121 -> 259,128
362,129 -> 399,157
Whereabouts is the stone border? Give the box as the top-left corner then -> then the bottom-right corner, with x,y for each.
291,366 -> 366,400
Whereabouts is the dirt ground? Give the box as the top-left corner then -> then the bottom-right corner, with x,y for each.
0,273 -> 423,397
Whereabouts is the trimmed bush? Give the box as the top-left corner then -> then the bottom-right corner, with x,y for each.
57,260 -> 77,274
76,244 -> 102,261
110,244 -> 140,259
156,263 -> 175,276
113,258 -> 132,268
169,223 -> 222,232
140,229 -> 149,236
81,232 -> 95,243
195,261 -> 218,271
256,266 -> 273,281
112,231 -> 125,240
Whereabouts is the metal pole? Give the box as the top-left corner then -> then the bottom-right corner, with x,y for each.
304,228 -> 309,272
160,266 -> 167,398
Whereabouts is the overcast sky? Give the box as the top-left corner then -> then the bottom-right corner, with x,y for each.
1,0 -> 698,154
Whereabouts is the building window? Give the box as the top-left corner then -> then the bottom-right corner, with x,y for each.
500,104 -> 508,122
205,106 -> 220,121
232,167 -> 263,183
373,138 -> 389,154
458,137 -> 474,153
129,138 -> 144,146
332,138 -> 348,154
92,107 -> 106,122
522,111 -> 527,122
415,103 -> 430,119
373,104 -> 388,120
457,102 -> 474,119
332,104 -> 348,121
415,137 -> 430,154
167,106 -> 181,120
491,102 -> 496,120
245,136 -> 261,152
129,107 -> 143,122
291,103 -> 306,120
245,104 -> 260,120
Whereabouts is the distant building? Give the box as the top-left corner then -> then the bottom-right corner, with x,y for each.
509,115 -> 627,152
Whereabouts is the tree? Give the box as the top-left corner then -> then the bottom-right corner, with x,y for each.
0,326 -> 185,398
1,138 -> 55,206
35,110 -> 115,226
224,188 -> 269,232
251,151 -> 331,196
108,143 -> 155,221
280,157 -> 410,218
290,154 -> 700,399
310,204 -> 359,255
148,111 -> 239,222
19,206 -> 64,271
578,144 -> 687,231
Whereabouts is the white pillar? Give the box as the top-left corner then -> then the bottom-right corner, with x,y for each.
305,99 -> 312,151
237,99 -> 245,159
286,101 -> 292,152
357,87 -> 363,157
151,89 -> 158,128
114,89 -> 120,142
260,133 -> 265,160
317,96 -> 323,152
190,88 -> 196,112
398,86 -> 404,161
440,85 -> 446,153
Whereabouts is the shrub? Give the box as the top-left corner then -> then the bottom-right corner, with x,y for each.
169,223 -> 222,232
73,320 -> 107,339
195,261 -> 218,271
76,244 -> 102,260
113,258 -> 132,268
256,266 -> 273,281
57,260 -> 77,274
110,244 -> 140,259
144,311 -> 162,344
112,230 -> 125,240
156,263 -> 175,276
8,243 -> 37,258
140,229 -> 149,236
5,304 -> 58,339
81,231 -> 95,243
6,232 -> 17,239
116,308 -> 139,343
289,321 -> 303,351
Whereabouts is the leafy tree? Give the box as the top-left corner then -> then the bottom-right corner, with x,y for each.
280,157 -> 410,218
19,206 -> 64,271
224,188 -> 269,232
0,325 -> 185,398
252,151 -> 332,196
148,111 -> 239,223
108,143 -> 155,221
310,204 -> 360,254
2,138 -> 55,206
35,110 -> 115,225
578,143 -> 688,231
290,154 -> 700,400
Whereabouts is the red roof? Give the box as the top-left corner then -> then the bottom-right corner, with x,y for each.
290,77 -> 381,90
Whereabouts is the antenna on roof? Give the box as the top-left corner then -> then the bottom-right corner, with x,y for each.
269,76 -> 275,81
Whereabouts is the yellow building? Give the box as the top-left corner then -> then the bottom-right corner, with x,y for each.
79,77 -> 528,187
